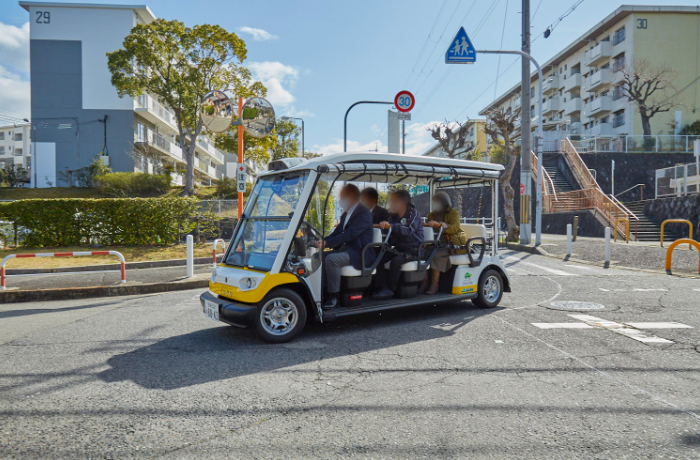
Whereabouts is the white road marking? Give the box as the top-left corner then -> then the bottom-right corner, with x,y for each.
634,288 -> 669,292
564,264 -> 592,270
532,323 -> 594,329
625,322 -> 693,329
504,255 -> 576,276
499,316 -> 700,421
568,314 -> 675,344
599,288 -> 610,291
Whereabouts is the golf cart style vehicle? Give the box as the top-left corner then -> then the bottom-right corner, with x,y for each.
200,152 -> 511,343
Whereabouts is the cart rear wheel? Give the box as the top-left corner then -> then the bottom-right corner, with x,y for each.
472,269 -> 503,309
255,288 -> 307,343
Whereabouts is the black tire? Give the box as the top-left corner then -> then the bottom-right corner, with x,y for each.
471,269 -> 503,309
254,288 -> 307,343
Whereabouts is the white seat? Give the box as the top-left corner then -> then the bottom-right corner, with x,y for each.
373,228 -> 382,243
423,226 -> 435,241
461,224 -> 487,240
341,265 -> 376,276
449,254 -> 471,265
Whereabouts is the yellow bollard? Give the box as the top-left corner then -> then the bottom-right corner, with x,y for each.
665,238 -> 700,274
660,219 -> 693,250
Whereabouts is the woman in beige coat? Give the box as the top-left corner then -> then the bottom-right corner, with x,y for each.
419,191 -> 467,294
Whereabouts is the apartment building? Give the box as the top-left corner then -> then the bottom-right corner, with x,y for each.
0,123 -> 32,174
19,1 -> 226,187
479,5 -> 700,141
422,119 -> 488,159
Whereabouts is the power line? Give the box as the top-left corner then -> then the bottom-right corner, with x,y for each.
402,0 -> 449,88
453,56 -> 520,120
543,0 -> 585,39
494,0 -> 509,99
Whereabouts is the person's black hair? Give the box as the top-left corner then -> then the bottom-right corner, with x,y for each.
390,189 -> 411,205
360,187 -> 379,203
342,183 -> 361,199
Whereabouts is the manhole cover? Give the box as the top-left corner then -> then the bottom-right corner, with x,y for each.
550,301 -> 606,310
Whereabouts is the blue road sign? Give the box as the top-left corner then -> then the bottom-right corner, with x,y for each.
445,27 -> 476,64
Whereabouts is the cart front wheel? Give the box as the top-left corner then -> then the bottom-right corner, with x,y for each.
255,288 -> 307,343
472,269 -> 503,309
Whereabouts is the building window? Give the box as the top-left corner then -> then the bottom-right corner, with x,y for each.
14,133 -> 22,141
613,53 -> 626,72
26,157 -> 31,168
0,132 -> 4,140
613,27 -> 626,45
530,106 -> 535,118
612,84 -> 625,101
530,87 -> 535,98
613,110 -> 625,128
15,148 -> 22,157
0,147 -> 4,155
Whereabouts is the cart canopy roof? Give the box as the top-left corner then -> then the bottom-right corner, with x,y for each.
261,152 -> 504,187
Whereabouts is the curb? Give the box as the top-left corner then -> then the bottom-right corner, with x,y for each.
505,242 -> 699,278
0,276 -> 210,304
5,256 -> 222,275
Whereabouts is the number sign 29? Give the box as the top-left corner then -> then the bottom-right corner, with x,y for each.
36,11 -> 50,23
394,90 -> 415,113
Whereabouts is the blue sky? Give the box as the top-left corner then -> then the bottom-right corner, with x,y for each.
1,0 -> 699,155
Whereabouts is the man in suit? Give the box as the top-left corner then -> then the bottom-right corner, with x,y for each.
317,184 -> 375,309
360,187 -> 390,224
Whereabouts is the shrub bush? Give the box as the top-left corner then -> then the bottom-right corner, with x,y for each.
0,198 -> 198,247
94,173 -> 171,197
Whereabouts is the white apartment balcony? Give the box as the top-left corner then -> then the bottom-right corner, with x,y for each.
564,97 -> 582,115
564,73 -> 582,92
195,138 -> 225,165
585,41 -> 612,66
587,69 -> 614,92
568,122 -> 582,135
589,95 -> 613,115
134,94 -> 178,133
193,156 -> 220,180
513,117 -> 521,130
543,75 -> 561,95
588,122 -> 613,136
134,129 -> 184,164
542,98 -> 560,115
513,97 -> 521,110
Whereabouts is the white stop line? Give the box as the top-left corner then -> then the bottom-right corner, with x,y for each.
532,314 -> 693,344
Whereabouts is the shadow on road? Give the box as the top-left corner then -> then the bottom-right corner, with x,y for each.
98,301 -> 497,390
0,300 -> 125,319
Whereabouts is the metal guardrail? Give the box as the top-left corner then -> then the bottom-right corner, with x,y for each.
660,219 -> 694,250
656,161 -> 700,198
1,250 -> 126,290
665,239 -> 700,274
570,135 -> 700,154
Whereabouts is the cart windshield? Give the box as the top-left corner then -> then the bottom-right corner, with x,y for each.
225,171 -> 310,271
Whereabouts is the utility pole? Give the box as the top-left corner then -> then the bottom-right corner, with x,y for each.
401,119 -> 406,154
520,0 -> 532,244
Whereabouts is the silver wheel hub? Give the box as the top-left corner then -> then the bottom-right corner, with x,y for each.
261,298 -> 298,336
483,275 -> 501,303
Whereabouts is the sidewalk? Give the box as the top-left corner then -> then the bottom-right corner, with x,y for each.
535,234 -> 700,275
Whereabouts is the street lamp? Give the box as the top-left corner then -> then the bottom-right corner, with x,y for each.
281,116 -> 304,157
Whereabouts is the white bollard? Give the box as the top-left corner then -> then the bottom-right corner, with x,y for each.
186,235 -> 194,278
604,227 -> 611,267
566,224 -> 572,257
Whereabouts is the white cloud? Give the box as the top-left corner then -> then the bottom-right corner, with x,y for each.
404,121 -> 443,155
0,65 -> 30,119
282,106 -> 315,118
248,61 -> 299,107
312,139 -> 388,156
0,22 -> 29,75
239,27 -> 278,41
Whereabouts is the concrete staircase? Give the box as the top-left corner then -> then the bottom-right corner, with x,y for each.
543,165 -> 575,194
624,201 -> 681,242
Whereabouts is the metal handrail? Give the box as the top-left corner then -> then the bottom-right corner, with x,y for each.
615,183 -> 645,201
530,150 -> 558,202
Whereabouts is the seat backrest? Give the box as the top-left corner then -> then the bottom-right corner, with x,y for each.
423,226 -> 435,241
461,224 -> 487,240
373,228 -> 382,243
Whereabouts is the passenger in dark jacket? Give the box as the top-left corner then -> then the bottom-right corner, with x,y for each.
360,187 -> 390,224
372,190 -> 423,300
319,184 -> 375,309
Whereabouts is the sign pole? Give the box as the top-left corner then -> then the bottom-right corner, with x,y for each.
238,97 -> 244,219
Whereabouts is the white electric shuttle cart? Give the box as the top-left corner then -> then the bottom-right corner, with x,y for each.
200,152 -> 511,343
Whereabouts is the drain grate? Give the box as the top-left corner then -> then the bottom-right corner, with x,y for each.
550,301 -> 606,310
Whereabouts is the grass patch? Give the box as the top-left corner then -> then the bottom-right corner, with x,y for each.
0,244 -> 223,269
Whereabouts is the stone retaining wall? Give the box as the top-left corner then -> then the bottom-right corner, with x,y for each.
644,194 -> 700,240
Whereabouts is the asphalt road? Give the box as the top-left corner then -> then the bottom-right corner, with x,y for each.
1,250 -> 700,459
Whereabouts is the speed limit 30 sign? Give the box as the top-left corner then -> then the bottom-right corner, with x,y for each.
394,90 -> 415,113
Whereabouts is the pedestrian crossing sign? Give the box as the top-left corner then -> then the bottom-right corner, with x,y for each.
445,27 -> 476,64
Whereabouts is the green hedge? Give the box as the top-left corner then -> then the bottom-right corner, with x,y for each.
0,198 -> 199,247
94,172 -> 171,197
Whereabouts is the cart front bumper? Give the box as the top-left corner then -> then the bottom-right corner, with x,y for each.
200,291 -> 257,328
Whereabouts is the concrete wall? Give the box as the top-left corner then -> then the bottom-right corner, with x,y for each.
579,152 -> 696,201
644,194 -> 700,240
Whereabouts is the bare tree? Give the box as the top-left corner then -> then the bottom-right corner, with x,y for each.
620,60 -> 680,136
428,119 -> 480,213
483,108 -> 520,241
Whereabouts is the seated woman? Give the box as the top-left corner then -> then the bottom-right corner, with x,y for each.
419,191 -> 467,295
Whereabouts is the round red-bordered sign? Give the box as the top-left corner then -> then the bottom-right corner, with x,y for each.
520,183 -> 526,194
394,91 -> 415,113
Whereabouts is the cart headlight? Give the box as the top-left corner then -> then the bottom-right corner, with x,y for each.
239,277 -> 259,291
